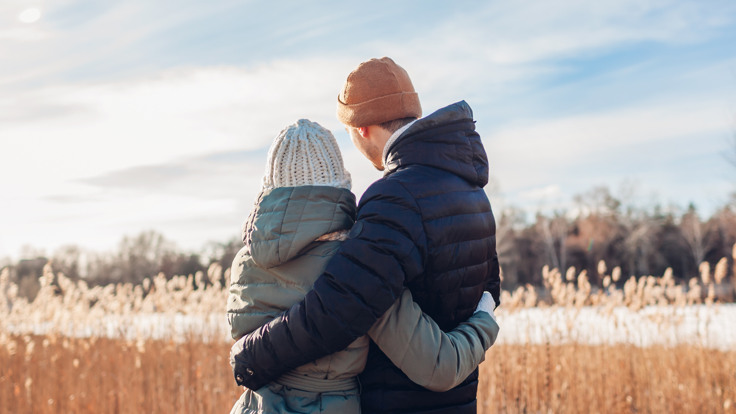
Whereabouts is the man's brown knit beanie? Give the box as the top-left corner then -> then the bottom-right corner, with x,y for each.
337,57 -> 422,127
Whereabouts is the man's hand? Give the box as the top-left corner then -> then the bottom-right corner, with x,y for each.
230,336 -> 267,389
474,291 -> 497,323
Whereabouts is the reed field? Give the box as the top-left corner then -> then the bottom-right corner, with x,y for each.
2,246 -> 736,413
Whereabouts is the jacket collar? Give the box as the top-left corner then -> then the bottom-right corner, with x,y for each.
383,101 -> 489,188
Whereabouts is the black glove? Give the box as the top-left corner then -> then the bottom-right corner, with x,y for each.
230,336 -> 269,390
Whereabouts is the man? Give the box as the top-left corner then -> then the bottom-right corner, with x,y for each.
232,57 -> 500,413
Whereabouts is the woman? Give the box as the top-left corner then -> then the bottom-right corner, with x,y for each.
227,119 -> 498,414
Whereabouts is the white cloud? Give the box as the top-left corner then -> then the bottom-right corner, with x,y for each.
0,58 -> 362,257
0,59 -> 359,186
371,0 -> 736,105
1,0 -> 735,258
520,184 -> 563,201
487,97 -> 730,191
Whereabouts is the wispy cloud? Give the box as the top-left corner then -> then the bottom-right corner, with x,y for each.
0,60 -> 357,187
372,0 -> 736,103
1,0 -> 735,257
488,97 -> 731,196
76,148 -> 268,197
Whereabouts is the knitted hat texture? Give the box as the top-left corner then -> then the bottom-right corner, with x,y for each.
337,57 -> 422,127
262,119 -> 351,190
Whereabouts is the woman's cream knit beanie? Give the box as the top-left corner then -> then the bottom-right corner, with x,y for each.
262,119 -> 351,190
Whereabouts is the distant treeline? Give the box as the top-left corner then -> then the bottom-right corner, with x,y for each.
496,186 -> 736,287
3,231 -> 241,300
3,186 -> 736,299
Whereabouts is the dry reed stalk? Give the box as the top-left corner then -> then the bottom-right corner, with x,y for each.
612,266 -> 622,283
714,257 -> 728,285
700,261 -> 711,285
732,243 -> 736,280
597,260 -> 607,277
0,334 -> 240,414
2,248 -> 736,413
477,343 -> 736,414
544,339 -> 553,413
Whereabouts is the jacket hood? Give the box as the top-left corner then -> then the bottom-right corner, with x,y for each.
243,186 -> 356,269
384,101 -> 489,187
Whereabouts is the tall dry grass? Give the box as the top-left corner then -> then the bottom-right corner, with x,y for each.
0,334 -> 240,413
1,246 -> 736,413
478,344 -> 735,414
2,335 -> 733,414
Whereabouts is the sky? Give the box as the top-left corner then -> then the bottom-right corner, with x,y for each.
1,0 -> 735,260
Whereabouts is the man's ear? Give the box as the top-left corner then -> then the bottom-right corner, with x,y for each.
357,126 -> 369,138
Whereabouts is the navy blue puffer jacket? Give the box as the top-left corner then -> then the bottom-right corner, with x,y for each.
233,101 -> 500,414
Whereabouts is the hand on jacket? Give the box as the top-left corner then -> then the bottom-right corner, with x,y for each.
230,336 -> 265,388
474,291 -> 497,323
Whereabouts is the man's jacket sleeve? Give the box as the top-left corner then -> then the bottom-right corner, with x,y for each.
232,179 -> 427,390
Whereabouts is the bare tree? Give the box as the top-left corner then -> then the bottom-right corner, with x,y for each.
680,205 -> 708,269
495,207 -> 526,286
620,214 -> 656,277
52,245 -> 83,280
117,230 -> 176,284
535,213 -> 569,271
573,186 -> 621,217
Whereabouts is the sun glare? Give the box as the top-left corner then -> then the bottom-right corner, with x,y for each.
18,8 -> 42,24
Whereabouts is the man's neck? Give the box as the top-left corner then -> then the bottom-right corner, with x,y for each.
381,119 -> 418,166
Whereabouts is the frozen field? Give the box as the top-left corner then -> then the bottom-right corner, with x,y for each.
6,304 -> 735,350
495,304 -> 736,350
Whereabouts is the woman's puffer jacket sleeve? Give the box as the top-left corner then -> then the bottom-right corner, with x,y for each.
368,289 -> 499,392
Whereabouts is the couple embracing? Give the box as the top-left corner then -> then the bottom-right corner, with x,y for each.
227,57 -> 501,414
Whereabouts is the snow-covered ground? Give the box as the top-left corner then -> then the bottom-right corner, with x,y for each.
495,304 -> 736,351
6,305 -> 736,350
6,313 -> 229,343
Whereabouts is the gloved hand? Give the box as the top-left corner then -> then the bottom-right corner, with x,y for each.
474,291 -> 497,323
230,335 -> 269,389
